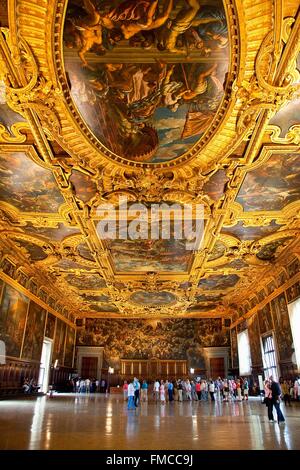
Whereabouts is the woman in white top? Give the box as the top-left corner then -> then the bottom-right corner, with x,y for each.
127,381 -> 135,410
160,380 -> 166,404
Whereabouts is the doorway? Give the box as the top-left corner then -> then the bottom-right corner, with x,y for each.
210,357 -> 225,378
38,339 -> 52,393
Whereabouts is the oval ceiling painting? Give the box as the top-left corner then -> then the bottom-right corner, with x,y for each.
63,0 -> 229,164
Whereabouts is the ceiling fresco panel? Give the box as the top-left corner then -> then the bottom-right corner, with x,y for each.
65,273 -> 107,290
236,152 -> 300,212
222,221 -> 282,241
64,0 -> 229,163
108,237 -> 194,272
24,223 -> 80,242
0,80 -> 26,129
198,274 -> 239,290
0,151 -> 65,213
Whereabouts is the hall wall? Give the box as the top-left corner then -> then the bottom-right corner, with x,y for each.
0,276 -> 76,393
77,318 -> 230,371
230,255 -> 300,378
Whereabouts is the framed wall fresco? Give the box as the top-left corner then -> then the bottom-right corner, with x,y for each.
38,289 -> 48,303
28,279 -> 38,296
286,281 -> 300,303
257,289 -> 266,303
45,312 -> 56,339
270,293 -> 294,363
78,318 -> 229,368
64,326 -> 76,368
230,327 -> 238,369
267,280 -> 277,296
247,315 -> 262,366
53,318 -> 67,365
277,270 -> 288,287
21,301 -> 47,362
1,258 -> 16,278
287,257 -> 300,279
237,319 -> 247,333
258,304 -> 274,335
0,284 -> 29,358
16,270 -> 29,288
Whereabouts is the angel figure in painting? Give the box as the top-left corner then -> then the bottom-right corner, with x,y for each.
116,0 -> 174,40
64,0 -> 115,68
157,0 -> 221,53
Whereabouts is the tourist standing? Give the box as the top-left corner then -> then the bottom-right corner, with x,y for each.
209,380 -> 215,401
123,380 -> 128,401
141,380 -> 148,402
264,378 -> 274,422
195,380 -> 201,400
243,378 -> 249,401
160,380 -> 166,404
270,376 -> 285,423
154,379 -> 160,402
127,380 -> 135,410
134,377 -> 140,407
178,380 -> 183,402
168,381 -> 174,402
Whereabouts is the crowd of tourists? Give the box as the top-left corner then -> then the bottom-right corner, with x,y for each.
123,377 -> 250,409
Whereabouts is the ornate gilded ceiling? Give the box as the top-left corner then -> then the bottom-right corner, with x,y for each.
0,0 -> 299,321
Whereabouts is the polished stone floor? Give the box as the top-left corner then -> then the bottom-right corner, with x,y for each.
0,394 -> 299,450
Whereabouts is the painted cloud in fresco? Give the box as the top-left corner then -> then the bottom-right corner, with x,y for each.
236,153 -> 300,212
0,152 -> 64,213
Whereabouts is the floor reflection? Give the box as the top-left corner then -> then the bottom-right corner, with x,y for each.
0,395 -> 299,450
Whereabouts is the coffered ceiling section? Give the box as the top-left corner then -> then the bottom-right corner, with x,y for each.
0,0 -> 299,319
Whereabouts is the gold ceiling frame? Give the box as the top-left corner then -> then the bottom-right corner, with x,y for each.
0,1 -> 298,319
0,270 -> 75,327
228,238 -> 300,314
188,8 -> 300,295
231,268 -> 300,329
223,144 -> 300,225
33,0 -> 241,171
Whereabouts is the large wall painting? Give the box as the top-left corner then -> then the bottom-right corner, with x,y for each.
78,318 -> 229,368
247,314 -> 262,366
53,319 -> 67,364
258,304 -> 274,335
22,301 -> 47,361
64,326 -> 76,367
63,0 -> 229,163
287,281 -> 300,303
0,284 -> 29,357
45,312 -> 56,339
270,293 -> 294,362
230,327 -> 238,369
